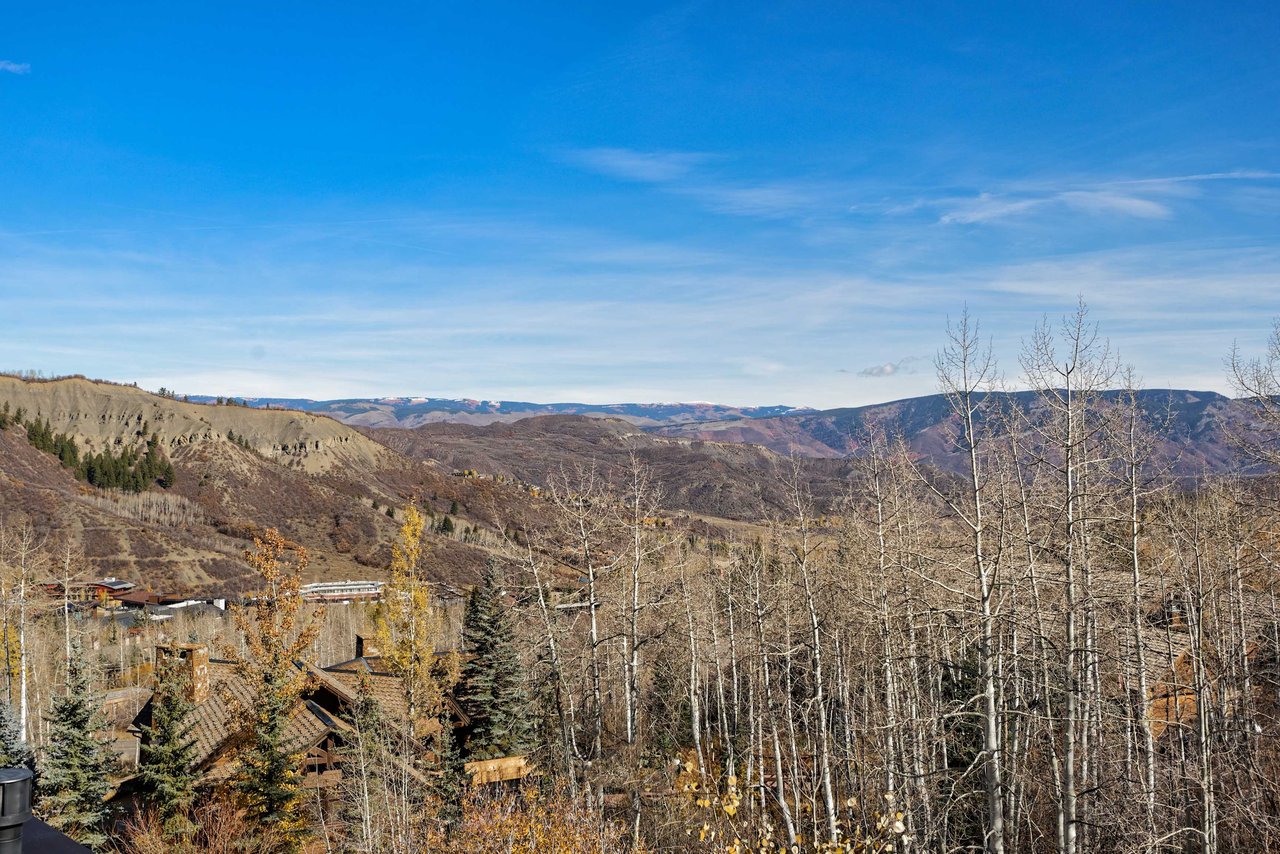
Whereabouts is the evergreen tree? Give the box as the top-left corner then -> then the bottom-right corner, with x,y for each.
457,560 -> 531,760
231,530 -> 319,850
38,639 -> 113,850
136,654 -> 198,839
0,696 -> 33,770
237,668 -> 299,833
431,714 -> 466,829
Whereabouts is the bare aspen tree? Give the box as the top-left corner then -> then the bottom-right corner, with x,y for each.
1020,300 -> 1117,854
548,465 -> 618,760
783,456 -> 840,845
0,520 -> 45,743
1111,373 -> 1163,848
619,449 -> 666,747
1228,317 -> 1280,468
929,309 -> 1008,854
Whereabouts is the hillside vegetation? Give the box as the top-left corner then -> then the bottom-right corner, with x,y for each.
655,388 -> 1249,474
0,377 -> 554,592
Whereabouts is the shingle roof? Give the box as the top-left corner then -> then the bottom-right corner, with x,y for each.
132,653 -> 471,788
150,660 -> 342,778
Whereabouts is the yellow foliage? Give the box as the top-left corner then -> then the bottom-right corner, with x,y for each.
445,783 -> 640,853
225,529 -> 321,848
374,506 -> 458,723
678,755 -> 907,854
231,529 -> 320,701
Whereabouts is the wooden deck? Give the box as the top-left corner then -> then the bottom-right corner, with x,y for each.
465,755 -> 531,785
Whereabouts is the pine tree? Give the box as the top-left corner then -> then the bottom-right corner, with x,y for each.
431,714 -> 466,829
136,654 -> 198,839
457,560 -> 531,760
0,696 -> 33,770
230,530 -> 319,850
38,639 -> 113,849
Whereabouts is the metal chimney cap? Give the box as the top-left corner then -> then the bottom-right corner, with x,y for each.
0,769 -> 30,785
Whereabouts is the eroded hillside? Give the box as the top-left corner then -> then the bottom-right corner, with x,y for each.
0,376 -> 395,475
0,377 -> 549,593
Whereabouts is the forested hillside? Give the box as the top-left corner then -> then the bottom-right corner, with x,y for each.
4,311 -> 1280,853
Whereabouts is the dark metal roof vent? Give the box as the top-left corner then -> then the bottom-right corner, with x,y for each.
0,767 -> 32,854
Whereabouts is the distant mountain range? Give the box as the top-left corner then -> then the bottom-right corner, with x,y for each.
184,396 -> 813,428
653,388 -> 1248,476
187,390 -> 1247,477
364,389 -> 1253,520
0,378 -> 1265,594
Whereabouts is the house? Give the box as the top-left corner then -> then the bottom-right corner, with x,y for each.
1138,599 -> 1280,743
127,639 -> 529,801
84,578 -> 136,605
41,577 -> 137,607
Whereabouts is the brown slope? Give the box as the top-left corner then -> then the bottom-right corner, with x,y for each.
0,379 -> 541,593
654,390 -> 1252,477
0,375 -> 394,475
364,415 -> 858,520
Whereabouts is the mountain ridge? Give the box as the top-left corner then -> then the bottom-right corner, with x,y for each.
183,394 -> 813,428
652,388 -> 1247,475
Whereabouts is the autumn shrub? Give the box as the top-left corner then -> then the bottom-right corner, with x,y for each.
445,782 -> 637,854
116,793 -> 290,854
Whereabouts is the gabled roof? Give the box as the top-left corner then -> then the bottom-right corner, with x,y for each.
131,654 -> 469,787
316,660 -> 471,731
185,661 -> 334,771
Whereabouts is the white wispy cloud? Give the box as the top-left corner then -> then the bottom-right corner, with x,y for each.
3,181 -> 1275,407
1114,170 -> 1280,187
679,183 -> 819,218
0,60 -> 30,75
940,190 -> 1170,224
569,147 -> 710,183
566,146 -> 828,220
936,170 -> 1278,225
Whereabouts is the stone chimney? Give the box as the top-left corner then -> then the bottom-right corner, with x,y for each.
157,643 -> 211,704
355,634 -> 380,660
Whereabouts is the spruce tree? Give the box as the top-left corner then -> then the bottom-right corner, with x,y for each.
0,696 -> 33,770
457,560 -> 531,760
431,713 -> 467,829
237,668 -> 300,831
38,639 -> 113,850
231,530 -> 319,850
136,654 -> 198,838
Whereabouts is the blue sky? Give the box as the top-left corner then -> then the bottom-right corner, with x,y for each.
2,1 -> 1278,407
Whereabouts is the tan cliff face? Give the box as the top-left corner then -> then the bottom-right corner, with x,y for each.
0,376 -> 509,592
0,376 -> 396,475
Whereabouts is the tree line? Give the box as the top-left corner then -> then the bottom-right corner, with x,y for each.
6,304 -> 1280,853
477,305 -> 1280,853
0,403 -> 175,491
